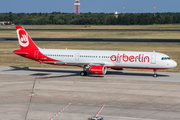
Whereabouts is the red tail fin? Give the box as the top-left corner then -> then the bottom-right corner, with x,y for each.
16,25 -> 38,50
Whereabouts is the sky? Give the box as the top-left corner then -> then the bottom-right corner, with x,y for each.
0,0 -> 180,13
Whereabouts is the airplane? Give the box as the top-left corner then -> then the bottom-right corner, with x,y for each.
13,25 -> 177,77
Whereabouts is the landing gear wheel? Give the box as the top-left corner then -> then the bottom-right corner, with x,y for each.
80,71 -> 87,76
153,74 -> 158,78
153,69 -> 158,78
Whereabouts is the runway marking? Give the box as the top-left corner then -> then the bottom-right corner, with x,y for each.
49,103 -> 71,120
94,105 -> 105,117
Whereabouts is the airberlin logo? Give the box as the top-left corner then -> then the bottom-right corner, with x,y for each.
17,29 -> 29,47
110,53 -> 149,63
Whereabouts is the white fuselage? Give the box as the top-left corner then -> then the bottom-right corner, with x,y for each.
14,25 -> 177,77
39,49 -> 177,69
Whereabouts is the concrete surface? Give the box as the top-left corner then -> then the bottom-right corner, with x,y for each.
0,66 -> 180,120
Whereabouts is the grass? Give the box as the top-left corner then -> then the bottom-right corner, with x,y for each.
0,41 -> 180,72
1,31 -> 180,39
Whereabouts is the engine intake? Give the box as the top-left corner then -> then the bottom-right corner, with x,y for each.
90,65 -> 107,75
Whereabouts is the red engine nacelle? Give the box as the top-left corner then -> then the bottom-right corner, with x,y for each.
90,65 -> 107,75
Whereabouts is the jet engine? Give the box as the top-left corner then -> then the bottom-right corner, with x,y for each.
90,65 -> 107,75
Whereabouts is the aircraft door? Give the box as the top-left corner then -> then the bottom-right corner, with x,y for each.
151,54 -> 156,64
75,53 -> 79,61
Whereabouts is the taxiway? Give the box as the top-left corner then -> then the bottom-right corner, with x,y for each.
0,66 -> 180,120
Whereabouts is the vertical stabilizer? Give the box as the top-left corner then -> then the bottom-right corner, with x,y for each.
16,25 -> 38,50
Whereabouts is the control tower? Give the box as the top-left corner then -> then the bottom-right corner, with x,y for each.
74,0 -> 80,15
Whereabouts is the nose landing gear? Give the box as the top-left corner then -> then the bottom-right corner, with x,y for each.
153,69 -> 158,77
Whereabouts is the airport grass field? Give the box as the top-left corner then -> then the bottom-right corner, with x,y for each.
0,25 -> 180,72
1,25 -> 180,39
1,30 -> 180,39
1,24 -> 180,30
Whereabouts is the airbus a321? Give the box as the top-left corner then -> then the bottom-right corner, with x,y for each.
13,25 -> 177,77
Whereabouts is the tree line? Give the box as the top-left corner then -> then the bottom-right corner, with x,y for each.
0,12 -> 180,25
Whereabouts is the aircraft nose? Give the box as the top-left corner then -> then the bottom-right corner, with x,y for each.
171,60 -> 177,68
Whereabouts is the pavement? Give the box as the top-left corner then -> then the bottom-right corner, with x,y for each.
0,66 -> 180,120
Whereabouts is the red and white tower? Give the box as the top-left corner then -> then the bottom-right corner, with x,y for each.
123,5 -> 125,15
74,0 -> 80,15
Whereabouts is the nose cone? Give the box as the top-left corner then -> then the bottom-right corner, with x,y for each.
171,60 -> 177,68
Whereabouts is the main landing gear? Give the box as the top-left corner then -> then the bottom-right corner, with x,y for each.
153,69 -> 158,78
80,65 -> 88,76
80,71 -> 87,76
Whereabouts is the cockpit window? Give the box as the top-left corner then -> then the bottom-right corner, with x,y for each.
161,57 -> 171,60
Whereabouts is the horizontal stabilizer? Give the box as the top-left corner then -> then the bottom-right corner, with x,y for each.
4,52 -> 14,54
4,51 -> 28,55
13,52 -> 28,55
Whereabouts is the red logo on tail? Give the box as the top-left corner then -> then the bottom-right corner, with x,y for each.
17,29 -> 29,47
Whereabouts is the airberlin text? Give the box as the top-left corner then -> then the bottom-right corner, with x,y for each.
110,54 -> 149,63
